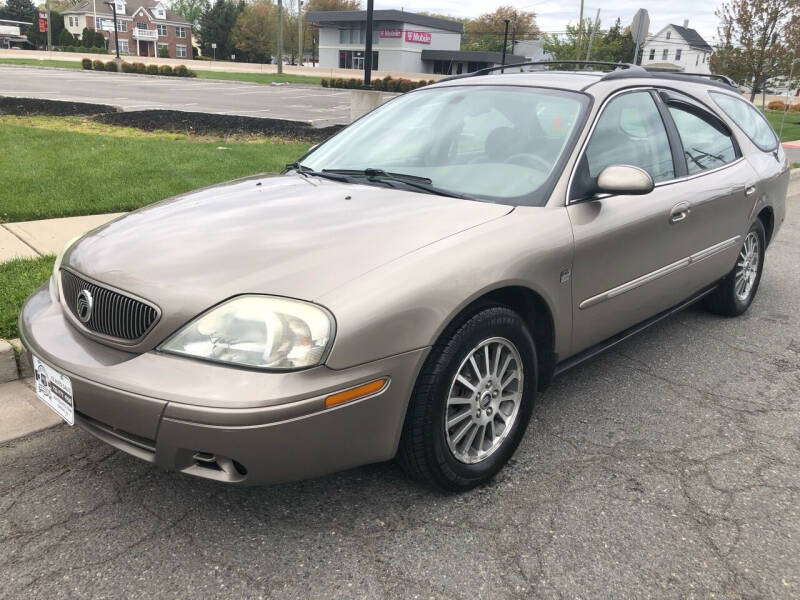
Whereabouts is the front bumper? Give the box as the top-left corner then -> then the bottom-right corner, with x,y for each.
20,286 -> 428,484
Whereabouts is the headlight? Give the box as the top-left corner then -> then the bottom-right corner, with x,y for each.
50,235 -> 81,303
159,295 -> 335,370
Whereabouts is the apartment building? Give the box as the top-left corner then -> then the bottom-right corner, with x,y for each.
63,0 -> 192,59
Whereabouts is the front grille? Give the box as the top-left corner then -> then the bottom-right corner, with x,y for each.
61,269 -> 159,342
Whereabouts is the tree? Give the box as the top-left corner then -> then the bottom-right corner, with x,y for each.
198,0 -> 244,59
26,9 -> 67,47
543,17 -> 636,64
463,5 -> 539,53
0,0 -> 36,21
304,0 -> 359,10
232,0 -> 277,63
80,27 -> 106,47
711,0 -> 799,100
171,0 -> 208,29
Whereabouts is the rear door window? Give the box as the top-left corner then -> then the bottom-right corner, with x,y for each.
710,92 -> 779,152
667,104 -> 738,175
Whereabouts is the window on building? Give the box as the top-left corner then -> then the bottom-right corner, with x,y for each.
157,42 -> 168,54
118,38 -> 129,53
338,23 -> 374,45
662,49 -> 668,60
667,102 -> 737,175
666,31 -> 671,39
433,60 -> 452,75
157,24 -> 167,36
675,49 -> 682,60
648,48 -> 655,60
175,26 -> 186,38
136,21 -> 147,29
176,44 -> 187,57
115,2 -> 124,12
116,20 -> 126,31
338,50 -> 378,70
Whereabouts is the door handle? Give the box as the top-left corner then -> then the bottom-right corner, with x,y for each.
744,184 -> 757,197
669,202 -> 691,224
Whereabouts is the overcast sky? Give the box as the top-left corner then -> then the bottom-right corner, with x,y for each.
375,1 -> 720,44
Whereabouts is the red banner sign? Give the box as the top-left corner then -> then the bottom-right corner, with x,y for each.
38,11 -> 48,32
404,30 -> 431,44
379,28 -> 402,38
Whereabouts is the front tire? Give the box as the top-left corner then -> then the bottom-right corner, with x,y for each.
704,219 -> 766,317
397,306 -> 536,491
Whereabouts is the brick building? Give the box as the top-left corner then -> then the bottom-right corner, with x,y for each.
63,0 -> 192,59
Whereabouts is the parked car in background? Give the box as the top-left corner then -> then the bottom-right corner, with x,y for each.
21,63 -> 790,491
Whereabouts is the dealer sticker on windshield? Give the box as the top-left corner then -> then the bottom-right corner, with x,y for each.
32,355 -> 74,426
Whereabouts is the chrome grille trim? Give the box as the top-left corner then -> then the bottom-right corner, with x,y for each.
60,268 -> 160,343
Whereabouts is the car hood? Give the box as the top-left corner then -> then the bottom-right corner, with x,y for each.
64,174 -> 512,350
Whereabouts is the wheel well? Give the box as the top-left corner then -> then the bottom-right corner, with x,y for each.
757,206 -> 775,247
441,286 -> 557,391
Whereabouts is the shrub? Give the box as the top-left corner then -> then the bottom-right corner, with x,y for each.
790,103 -> 800,112
158,45 -> 170,58
372,78 -> 383,91
135,62 -> 147,74
121,61 -> 134,73
159,64 -> 173,76
81,58 -> 92,70
92,59 -> 105,71
105,60 -> 118,72
428,79 -> 435,86
321,78 -> 329,87
174,64 -> 188,77
146,64 -> 160,75
767,100 -> 787,111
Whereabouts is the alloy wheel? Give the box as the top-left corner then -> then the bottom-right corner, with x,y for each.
444,337 -> 524,464
735,231 -> 760,302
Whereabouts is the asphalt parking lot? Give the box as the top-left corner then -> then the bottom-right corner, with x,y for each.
0,65 -> 351,125
2,183 -> 799,599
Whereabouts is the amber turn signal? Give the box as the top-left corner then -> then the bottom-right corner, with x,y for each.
324,378 -> 388,408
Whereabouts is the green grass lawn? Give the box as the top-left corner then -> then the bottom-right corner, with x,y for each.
0,57 -> 84,69
763,109 -> 800,143
0,115 -> 310,222
0,57 -> 321,84
0,256 -> 54,340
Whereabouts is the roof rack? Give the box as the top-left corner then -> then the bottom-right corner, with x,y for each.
439,60 -> 644,82
602,68 -> 739,89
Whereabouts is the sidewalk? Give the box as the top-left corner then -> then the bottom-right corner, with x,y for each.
0,212 -> 124,261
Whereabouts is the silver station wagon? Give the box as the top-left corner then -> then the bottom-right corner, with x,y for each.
21,62 -> 789,490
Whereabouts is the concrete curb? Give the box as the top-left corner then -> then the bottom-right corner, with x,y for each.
0,338 -> 32,383
790,167 -> 800,182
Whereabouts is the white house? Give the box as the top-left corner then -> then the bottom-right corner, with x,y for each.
642,20 -> 712,74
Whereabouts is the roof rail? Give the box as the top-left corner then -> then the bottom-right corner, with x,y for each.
439,60 -> 644,82
599,68 -> 739,89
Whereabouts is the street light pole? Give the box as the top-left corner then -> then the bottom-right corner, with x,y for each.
363,0 -> 374,86
277,0 -> 283,74
500,19 -> 509,73
298,0 -> 303,66
104,1 -> 120,59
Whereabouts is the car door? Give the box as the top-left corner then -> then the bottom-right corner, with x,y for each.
566,89 -> 692,354
657,90 -> 761,296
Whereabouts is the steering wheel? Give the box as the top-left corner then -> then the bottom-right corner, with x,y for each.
506,153 -> 552,171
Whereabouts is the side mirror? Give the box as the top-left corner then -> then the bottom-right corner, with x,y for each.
596,165 -> 654,196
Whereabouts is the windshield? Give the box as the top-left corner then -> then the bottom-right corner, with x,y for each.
302,85 -> 588,204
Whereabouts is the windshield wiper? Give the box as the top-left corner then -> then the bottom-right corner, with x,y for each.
322,168 -> 469,199
284,162 -> 352,183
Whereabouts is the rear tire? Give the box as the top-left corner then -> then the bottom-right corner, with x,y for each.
703,219 -> 766,317
397,306 -> 536,491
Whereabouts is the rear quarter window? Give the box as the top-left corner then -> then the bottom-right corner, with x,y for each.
710,92 -> 779,152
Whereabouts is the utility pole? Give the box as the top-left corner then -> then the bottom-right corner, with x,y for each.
103,1 -> 120,60
277,0 -> 283,74
45,0 -> 52,52
574,0 -> 584,60
501,18 -> 510,73
585,8 -> 600,61
363,0 -> 374,86
297,0 -> 303,66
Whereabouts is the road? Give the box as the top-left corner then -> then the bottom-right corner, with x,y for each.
2,181 -> 799,599
0,65 -> 351,126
